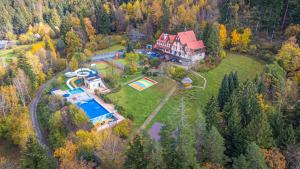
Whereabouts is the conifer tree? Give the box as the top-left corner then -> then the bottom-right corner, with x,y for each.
228,72 -> 235,94
243,142 -> 268,169
195,112 -> 207,162
204,96 -> 220,130
125,135 -> 148,169
203,126 -> 226,165
244,108 -> 274,148
23,137 -> 56,169
206,22 -> 221,57
160,124 -> 183,169
223,94 -> 245,157
95,4 -> 111,34
233,71 -> 239,88
159,0 -> 170,32
232,154 -> 250,169
218,74 -> 230,111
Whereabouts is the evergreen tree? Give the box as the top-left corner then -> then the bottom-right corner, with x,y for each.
160,124 -> 183,169
238,81 -> 258,126
203,96 -> 220,130
202,23 -> 212,46
244,142 -> 268,169
269,111 -> 285,147
280,125 -> 296,147
176,102 -> 198,169
233,71 -> 239,88
218,74 -> 230,111
18,55 -> 37,89
195,112 -> 207,162
126,40 -> 134,53
203,126 -> 226,165
232,154 -> 250,169
13,10 -> 28,34
60,16 -> 73,42
125,135 -> 148,169
23,137 -> 55,169
143,135 -> 165,169
244,107 -> 274,148
95,4 -> 111,34
228,72 -> 235,94
159,0 -> 170,32
223,94 -> 245,157
206,23 -> 221,57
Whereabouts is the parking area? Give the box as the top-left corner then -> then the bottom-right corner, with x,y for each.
137,49 -> 193,66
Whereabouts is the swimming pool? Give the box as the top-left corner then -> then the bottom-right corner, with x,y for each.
69,88 -> 84,95
77,99 -> 112,124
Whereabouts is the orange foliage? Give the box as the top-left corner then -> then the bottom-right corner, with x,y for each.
231,29 -> 240,46
202,162 -> 224,169
262,148 -> 286,169
219,24 -> 227,47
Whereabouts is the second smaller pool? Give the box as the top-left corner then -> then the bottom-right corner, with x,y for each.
69,88 -> 84,95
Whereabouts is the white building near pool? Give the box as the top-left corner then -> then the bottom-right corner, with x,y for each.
84,74 -> 106,91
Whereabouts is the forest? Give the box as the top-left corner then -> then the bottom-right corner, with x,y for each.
0,0 -> 299,169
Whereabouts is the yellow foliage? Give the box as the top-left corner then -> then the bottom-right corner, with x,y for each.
103,2 -> 110,14
257,94 -> 269,112
151,0 -> 163,24
31,41 -> 45,54
240,28 -> 252,49
70,16 -> 81,28
25,51 -> 46,84
75,130 -> 102,151
231,29 -> 240,46
219,24 -> 227,48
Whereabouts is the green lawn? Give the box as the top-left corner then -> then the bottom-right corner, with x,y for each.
108,76 -> 176,131
95,44 -> 125,54
94,61 -> 123,77
148,53 -> 265,128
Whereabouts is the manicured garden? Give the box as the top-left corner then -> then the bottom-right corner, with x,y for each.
108,76 -> 176,130
148,53 -> 265,128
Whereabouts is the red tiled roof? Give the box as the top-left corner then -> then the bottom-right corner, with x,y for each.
158,33 -> 176,43
186,40 -> 205,50
177,31 -> 197,45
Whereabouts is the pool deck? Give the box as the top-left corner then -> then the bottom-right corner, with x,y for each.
84,88 -> 125,131
52,86 -> 124,131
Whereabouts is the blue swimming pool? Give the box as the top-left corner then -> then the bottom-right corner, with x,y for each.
77,99 -> 112,124
69,88 -> 84,95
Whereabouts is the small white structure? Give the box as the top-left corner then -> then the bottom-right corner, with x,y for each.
84,75 -> 106,91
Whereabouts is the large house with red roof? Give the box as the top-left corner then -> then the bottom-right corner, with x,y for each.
154,30 -> 205,63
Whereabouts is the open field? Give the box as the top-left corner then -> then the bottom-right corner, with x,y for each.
94,61 -> 123,77
94,44 -> 125,54
108,76 -> 176,131
148,53 -> 265,128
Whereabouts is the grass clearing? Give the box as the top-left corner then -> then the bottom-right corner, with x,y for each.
95,44 -> 125,54
108,76 -> 176,131
148,53 -> 265,128
94,61 -> 123,77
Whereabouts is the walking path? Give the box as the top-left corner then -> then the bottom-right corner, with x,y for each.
138,85 -> 177,132
190,70 -> 207,89
29,76 -> 57,156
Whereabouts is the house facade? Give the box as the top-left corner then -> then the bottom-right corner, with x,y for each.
154,31 -> 205,62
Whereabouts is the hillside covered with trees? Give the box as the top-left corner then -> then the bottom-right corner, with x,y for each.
0,0 -> 299,169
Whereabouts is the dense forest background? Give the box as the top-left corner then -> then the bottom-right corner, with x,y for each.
0,0 -> 300,169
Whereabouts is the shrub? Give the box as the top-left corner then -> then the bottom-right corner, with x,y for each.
113,119 -> 132,139
142,66 -> 149,75
126,114 -> 134,121
167,65 -> 187,81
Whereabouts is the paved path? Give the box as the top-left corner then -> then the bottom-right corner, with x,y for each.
190,70 -> 207,89
138,85 -> 177,132
29,76 -> 57,156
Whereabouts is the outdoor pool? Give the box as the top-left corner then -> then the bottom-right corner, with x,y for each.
68,88 -> 84,95
77,99 -> 112,124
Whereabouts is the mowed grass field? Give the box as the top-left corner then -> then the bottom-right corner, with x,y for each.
108,76 -> 176,130
95,44 -> 125,54
148,53 -> 265,128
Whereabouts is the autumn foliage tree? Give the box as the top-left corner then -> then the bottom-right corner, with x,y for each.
219,24 -> 227,48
